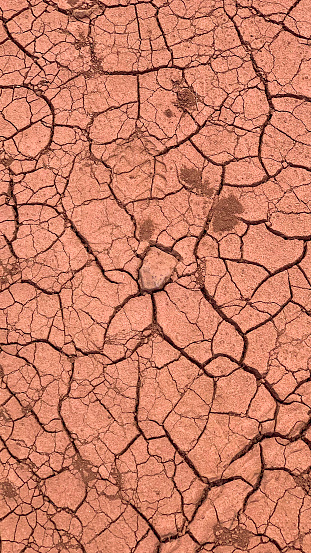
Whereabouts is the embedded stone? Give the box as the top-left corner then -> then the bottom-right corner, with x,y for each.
139,248 -> 178,292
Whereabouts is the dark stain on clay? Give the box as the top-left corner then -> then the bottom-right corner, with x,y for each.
195,264 -> 205,287
175,87 -> 197,111
294,470 -> 311,494
21,404 -> 33,415
164,108 -> 174,118
73,455 -> 96,484
211,194 -> 244,232
179,165 -> 214,196
213,524 -> 251,548
0,156 -> 14,167
101,465 -> 124,501
138,218 -> 155,241
180,166 -> 201,188
1,480 -> 17,499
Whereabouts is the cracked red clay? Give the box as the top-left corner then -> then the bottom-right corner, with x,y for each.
0,0 -> 311,552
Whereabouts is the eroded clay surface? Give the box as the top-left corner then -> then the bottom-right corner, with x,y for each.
1,1 -> 311,552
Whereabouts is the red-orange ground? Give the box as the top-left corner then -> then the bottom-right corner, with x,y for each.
1,1 -> 311,552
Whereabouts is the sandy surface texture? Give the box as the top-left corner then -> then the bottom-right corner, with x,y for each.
1,1 -> 311,552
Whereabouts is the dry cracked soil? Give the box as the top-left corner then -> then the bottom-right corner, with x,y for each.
1,0 -> 311,552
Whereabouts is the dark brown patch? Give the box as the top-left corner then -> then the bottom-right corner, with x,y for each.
9,262 -> 20,275
179,166 -> 214,196
202,181 -> 214,197
74,32 -> 88,50
180,166 -> 201,188
164,109 -> 174,118
0,364 -> 3,378
21,404 -> 33,415
294,470 -> 311,494
175,87 -> 197,111
213,524 -> 251,548
138,218 -> 155,241
211,194 -> 244,232
73,455 -> 96,484
75,40 -> 86,50
195,265 -> 205,287
67,0 -> 80,5
1,480 -> 17,499
0,261 -> 20,282
0,156 -> 14,167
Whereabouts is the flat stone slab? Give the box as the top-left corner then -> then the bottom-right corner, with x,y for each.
139,248 -> 178,292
